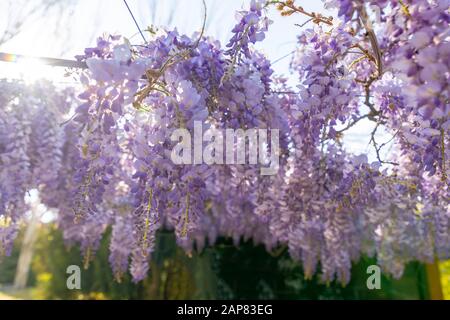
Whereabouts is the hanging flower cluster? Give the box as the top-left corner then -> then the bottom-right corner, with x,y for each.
0,80 -> 76,256
0,0 -> 449,285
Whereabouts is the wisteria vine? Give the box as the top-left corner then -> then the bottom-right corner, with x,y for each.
0,0 -> 449,285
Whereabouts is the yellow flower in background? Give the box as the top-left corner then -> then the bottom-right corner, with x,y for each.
439,260 -> 450,300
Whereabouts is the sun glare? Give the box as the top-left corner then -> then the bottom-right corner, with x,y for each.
0,59 -> 66,84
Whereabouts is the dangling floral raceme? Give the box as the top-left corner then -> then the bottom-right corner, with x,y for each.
0,80 -> 78,254
226,0 -> 271,61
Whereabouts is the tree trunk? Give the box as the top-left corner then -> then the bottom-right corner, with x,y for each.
13,204 -> 40,290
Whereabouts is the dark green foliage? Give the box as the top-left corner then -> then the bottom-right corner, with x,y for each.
211,239 -> 429,300
3,225 -> 430,299
33,226 -> 146,299
32,227 -> 217,299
